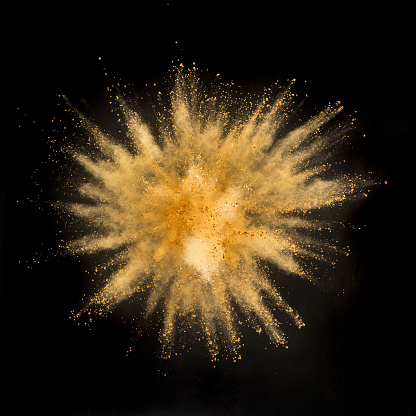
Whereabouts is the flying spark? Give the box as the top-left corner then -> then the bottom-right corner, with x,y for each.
57,66 -> 370,359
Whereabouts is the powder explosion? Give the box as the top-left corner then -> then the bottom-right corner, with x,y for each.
58,66 -> 369,359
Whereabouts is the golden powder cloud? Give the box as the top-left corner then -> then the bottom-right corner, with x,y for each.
57,66 -> 371,360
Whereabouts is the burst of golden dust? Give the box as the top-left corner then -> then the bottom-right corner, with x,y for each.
59,66 -> 369,359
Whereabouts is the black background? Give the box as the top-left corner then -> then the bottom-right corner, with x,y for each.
2,2 -> 413,415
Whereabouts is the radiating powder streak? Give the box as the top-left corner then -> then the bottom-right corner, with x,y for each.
58,66 -> 370,359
